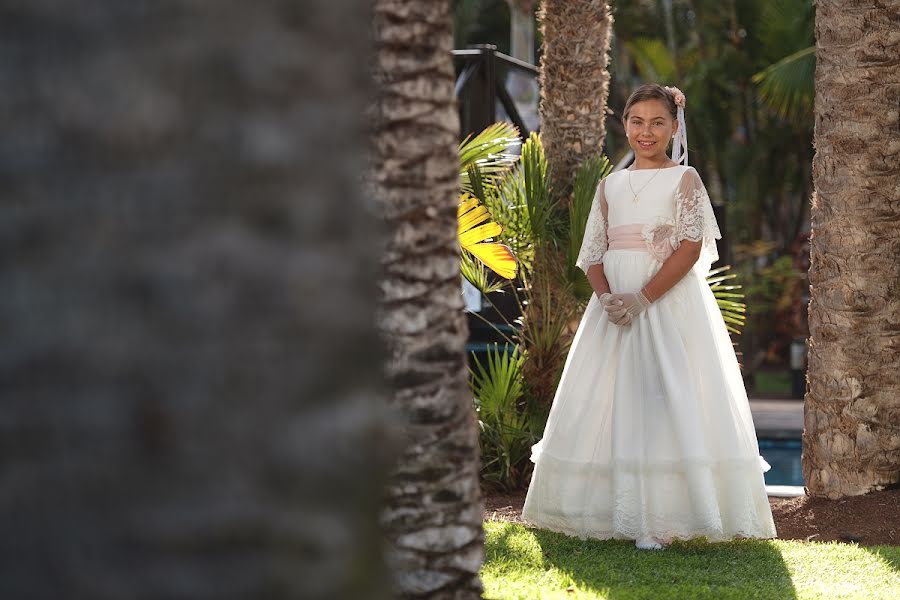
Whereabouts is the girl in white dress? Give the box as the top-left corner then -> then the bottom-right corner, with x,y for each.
521,84 -> 777,550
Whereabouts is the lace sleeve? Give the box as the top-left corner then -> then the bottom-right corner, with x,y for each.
674,168 -> 722,275
575,178 -> 608,273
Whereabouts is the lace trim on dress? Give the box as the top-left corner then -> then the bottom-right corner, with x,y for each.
524,449 -> 776,542
575,179 -> 608,272
521,512 -> 776,544
524,447 -> 777,542
674,171 -> 723,274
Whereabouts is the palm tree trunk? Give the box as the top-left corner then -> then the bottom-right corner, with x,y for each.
537,0 -> 614,198
522,1 -> 614,407
804,0 -> 900,499
0,1 -> 397,598
370,1 -> 485,596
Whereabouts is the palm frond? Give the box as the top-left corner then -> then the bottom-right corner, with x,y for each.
519,132 -> 555,244
460,250 -> 507,296
707,264 -> 747,336
458,192 -> 517,280
459,122 -> 522,194
471,342 -> 531,490
752,46 -> 815,123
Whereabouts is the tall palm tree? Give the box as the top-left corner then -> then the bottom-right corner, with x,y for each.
0,1 -> 396,598
537,0 -> 614,197
803,0 -> 900,499
519,1 -> 615,407
371,1 -> 485,596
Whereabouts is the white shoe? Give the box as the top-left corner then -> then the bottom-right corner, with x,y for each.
635,536 -> 666,550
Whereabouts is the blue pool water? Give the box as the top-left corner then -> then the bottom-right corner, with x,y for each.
758,438 -> 803,486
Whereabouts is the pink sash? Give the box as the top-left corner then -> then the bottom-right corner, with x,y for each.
607,224 -> 648,251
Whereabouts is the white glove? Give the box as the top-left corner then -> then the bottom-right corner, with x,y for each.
603,290 -> 652,325
599,292 -> 628,325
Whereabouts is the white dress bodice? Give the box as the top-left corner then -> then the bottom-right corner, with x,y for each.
575,164 -> 723,277
605,165 -> 689,228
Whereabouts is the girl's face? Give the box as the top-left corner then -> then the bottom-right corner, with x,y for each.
624,99 -> 677,160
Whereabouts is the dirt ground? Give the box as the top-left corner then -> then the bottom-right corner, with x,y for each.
483,487 -> 900,547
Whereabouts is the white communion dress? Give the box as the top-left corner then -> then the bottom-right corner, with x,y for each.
520,165 -> 777,543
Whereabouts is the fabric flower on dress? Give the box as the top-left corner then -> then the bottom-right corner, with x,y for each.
641,217 -> 677,263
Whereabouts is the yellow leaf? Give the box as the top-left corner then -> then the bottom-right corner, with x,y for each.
467,243 -> 517,279
459,222 -> 502,248
457,195 -> 480,218
457,192 -> 518,280
458,196 -> 490,233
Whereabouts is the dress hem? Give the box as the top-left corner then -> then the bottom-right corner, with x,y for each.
519,511 -> 778,544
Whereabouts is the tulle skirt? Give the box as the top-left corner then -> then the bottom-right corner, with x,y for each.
520,249 -> 777,542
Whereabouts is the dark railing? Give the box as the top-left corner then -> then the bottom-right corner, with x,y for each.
452,44 -> 539,141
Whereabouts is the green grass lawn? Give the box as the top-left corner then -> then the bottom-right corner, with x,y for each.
482,521 -> 900,599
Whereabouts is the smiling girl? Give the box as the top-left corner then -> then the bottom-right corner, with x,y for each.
521,83 -> 777,550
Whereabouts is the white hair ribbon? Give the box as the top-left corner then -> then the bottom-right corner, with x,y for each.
663,85 -> 688,166
671,105 -> 688,166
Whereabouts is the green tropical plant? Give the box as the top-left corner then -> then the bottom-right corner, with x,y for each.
706,265 -> 747,335
471,343 -> 532,492
752,46 -> 814,123
459,121 -> 522,195
478,130 -> 559,276
457,122 -> 522,286
751,0 -> 815,123
625,36 -> 676,83
568,155 -> 613,301
457,122 -> 520,286
462,129 -> 596,491
469,132 -> 611,409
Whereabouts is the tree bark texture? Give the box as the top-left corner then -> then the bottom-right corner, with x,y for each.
370,1 -> 485,598
536,0 -> 614,200
0,2 -> 397,598
804,0 -> 900,499
521,2 -> 614,409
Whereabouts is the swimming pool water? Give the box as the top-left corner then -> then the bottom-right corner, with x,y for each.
758,438 -> 803,486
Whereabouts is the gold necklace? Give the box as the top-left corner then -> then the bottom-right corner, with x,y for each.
627,165 -> 664,202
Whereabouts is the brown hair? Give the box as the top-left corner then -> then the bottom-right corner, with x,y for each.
622,83 -> 677,123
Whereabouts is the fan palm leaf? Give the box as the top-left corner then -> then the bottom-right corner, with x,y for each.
458,192 -> 517,280
458,122 -> 522,195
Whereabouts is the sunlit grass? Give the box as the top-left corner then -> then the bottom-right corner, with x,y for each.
481,521 -> 900,599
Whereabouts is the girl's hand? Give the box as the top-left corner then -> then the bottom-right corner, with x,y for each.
601,293 -> 628,325
604,291 -> 652,325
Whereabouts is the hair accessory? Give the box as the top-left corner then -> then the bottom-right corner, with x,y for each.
663,85 -> 688,166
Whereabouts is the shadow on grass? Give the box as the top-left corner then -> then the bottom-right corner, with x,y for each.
531,528 -> 797,599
